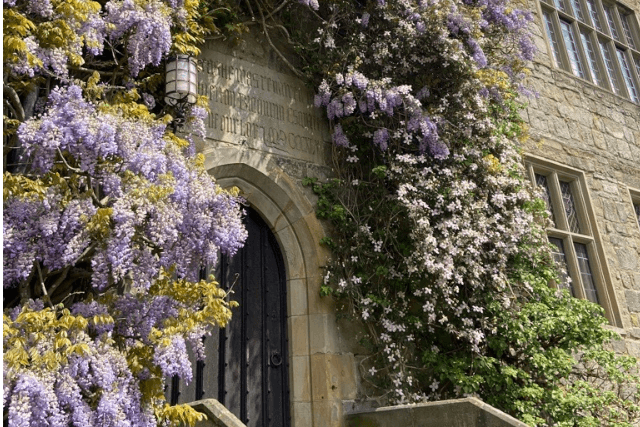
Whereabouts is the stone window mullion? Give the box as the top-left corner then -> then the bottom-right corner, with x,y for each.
548,172 -> 572,231
565,236 -> 588,299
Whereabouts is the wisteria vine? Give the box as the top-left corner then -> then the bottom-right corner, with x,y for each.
3,0 -> 245,424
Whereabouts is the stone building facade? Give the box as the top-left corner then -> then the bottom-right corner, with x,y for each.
523,0 -> 640,357
189,1 -> 640,423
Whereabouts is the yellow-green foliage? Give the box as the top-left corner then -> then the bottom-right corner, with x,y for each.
155,403 -> 206,426
3,172 -> 84,210
172,0 -> 209,56
3,116 -> 22,136
164,132 -> 192,150
4,0 -> 101,69
84,71 -> 105,102
86,207 -> 113,239
4,270 -> 233,426
121,170 -> 176,203
475,68 -> 513,92
98,91 -> 158,122
3,172 -> 49,201
5,172 -> 70,202
3,9 -> 40,67
150,268 -> 235,335
483,154 -> 502,174
171,0 -> 247,56
3,306 -> 97,371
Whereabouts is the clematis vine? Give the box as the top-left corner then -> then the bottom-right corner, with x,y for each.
298,0 -> 640,424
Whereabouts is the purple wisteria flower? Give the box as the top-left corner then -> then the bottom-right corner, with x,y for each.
332,124 -> 350,147
105,0 -> 172,76
373,128 -> 389,150
9,84 -> 247,292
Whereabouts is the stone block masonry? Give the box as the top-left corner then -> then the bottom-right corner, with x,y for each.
198,43 -> 331,165
524,0 -> 640,358
344,398 -> 529,427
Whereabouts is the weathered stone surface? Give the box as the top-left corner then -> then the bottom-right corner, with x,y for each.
524,0 -> 640,357
611,338 -> 627,354
626,290 -> 640,313
344,398 -> 528,427
617,249 -> 639,271
191,399 -> 246,427
199,42 -> 331,165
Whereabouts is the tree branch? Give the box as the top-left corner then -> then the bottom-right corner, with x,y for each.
4,85 -> 25,122
47,266 -> 72,297
71,66 -> 116,76
255,0 -> 304,78
19,264 -> 37,305
35,262 -> 54,308
265,0 -> 289,19
57,147 -> 84,173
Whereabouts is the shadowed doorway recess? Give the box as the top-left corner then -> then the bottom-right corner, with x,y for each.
169,208 -> 291,427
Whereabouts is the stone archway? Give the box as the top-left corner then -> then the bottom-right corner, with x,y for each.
211,163 -> 325,427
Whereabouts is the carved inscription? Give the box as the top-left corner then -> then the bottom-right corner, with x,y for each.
198,50 -> 330,164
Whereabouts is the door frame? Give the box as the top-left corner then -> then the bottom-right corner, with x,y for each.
208,161 -> 357,427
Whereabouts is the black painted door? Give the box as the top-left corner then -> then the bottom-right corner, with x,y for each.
169,208 -> 290,427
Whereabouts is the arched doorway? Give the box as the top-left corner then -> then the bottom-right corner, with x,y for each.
169,207 -> 290,427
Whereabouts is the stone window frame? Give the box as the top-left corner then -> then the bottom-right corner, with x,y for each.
538,0 -> 640,103
525,155 -> 622,326
627,186 -> 640,231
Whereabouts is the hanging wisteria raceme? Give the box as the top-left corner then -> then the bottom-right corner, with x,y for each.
6,85 -> 246,291
4,300 -> 156,427
4,0 -> 213,79
3,81 -> 246,424
105,0 -> 173,76
3,0 -> 246,420
3,79 -> 246,426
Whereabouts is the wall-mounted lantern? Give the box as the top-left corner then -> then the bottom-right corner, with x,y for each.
165,55 -> 198,131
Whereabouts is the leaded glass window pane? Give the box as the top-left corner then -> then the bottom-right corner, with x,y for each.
616,49 -> 639,102
600,40 -> 622,94
586,0 -> 604,31
620,13 -> 637,49
581,31 -> 604,86
536,174 -> 558,227
544,11 -> 564,67
559,180 -> 581,233
635,203 -> 640,227
574,243 -> 600,303
549,237 -> 574,296
560,20 -> 586,78
603,4 -> 621,41
554,0 -> 568,13
571,0 -> 586,22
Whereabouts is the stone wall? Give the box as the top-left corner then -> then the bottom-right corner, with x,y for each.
523,0 -> 640,356
196,30 -> 360,427
194,3 -> 640,423
344,398 -> 529,427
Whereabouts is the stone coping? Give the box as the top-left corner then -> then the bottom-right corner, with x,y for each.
344,397 -> 529,427
189,399 -> 246,427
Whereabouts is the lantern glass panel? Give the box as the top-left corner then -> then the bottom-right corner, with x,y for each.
165,55 -> 198,106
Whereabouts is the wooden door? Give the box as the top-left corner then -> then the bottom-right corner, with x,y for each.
169,208 -> 290,427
